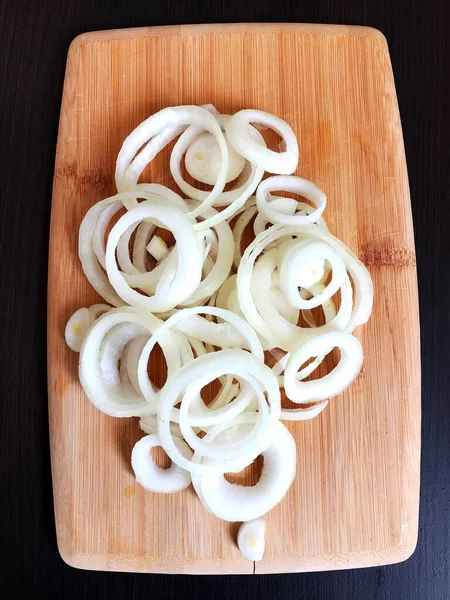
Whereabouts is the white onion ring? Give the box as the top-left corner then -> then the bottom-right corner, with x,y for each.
225,109 -> 299,175
116,105 -> 229,218
158,351 -> 280,474
79,307 -> 180,416
105,200 -> 203,313
237,224 -> 372,348
253,197 -> 297,236
170,115 -> 264,210
284,332 -> 363,403
278,239 -> 346,310
191,419 -> 296,521
256,176 -> 326,226
132,434 -> 192,493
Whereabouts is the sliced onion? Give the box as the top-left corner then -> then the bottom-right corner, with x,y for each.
232,201 -> 258,269
191,420 -> 296,520
116,106 -> 229,218
238,519 -> 265,560
79,307 -> 180,416
65,308 -> 91,352
185,131 -> 246,185
87,303 -> 111,321
284,332 -> 363,403
278,239 -> 346,309
253,197 -> 297,236
146,235 -> 169,261
225,109 -> 299,175
248,245 -> 351,351
256,176 -> 326,226
237,223 -> 372,349
170,116 -> 264,216
158,351 -> 280,474
105,200 -> 203,313
132,434 -> 192,493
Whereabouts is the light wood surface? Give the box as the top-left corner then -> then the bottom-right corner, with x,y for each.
47,23 -> 421,574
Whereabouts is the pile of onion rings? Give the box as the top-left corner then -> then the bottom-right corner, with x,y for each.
65,105 -> 373,561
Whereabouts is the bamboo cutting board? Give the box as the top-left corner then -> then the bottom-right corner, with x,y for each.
48,23 -> 421,574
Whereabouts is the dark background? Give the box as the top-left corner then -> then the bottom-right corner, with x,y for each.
0,0 -> 448,598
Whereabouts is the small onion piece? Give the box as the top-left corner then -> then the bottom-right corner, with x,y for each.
146,235 -> 169,262
185,132 -> 246,185
65,308 -> 91,352
237,519 -> 265,561
132,434 -> 192,493
225,109 -> 299,175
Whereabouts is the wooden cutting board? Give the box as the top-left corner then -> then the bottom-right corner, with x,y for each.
47,23 -> 421,574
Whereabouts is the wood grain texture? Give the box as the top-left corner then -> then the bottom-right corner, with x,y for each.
47,23 -> 420,575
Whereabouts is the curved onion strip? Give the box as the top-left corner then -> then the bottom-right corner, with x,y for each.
249,246 -> 351,351
136,307 -> 264,411
280,400 -> 329,421
256,176 -> 327,226
191,419 -> 296,520
132,221 -> 155,272
171,314 -> 247,349
232,204 -> 258,269
88,303 -> 111,321
91,200 -> 124,270
179,207 -> 234,307
225,109 -> 299,175
139,414 -> 183,438
179,372 -> 262,433
98,322 -> 146,390
126,334 -> 150,395
79,198 -> 124,307
132,434 -> 192,493
116,224 -> 141,275
253,197 -> 297,236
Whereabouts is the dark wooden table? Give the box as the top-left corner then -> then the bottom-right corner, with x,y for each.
0,1 -> 448,598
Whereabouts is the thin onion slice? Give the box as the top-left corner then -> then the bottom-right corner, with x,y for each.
105,200 -> 203,313
225,109 -> 299,175
256,176 -> 326,226
132,434 -> 192,493
191,419 -> 296,520
116,105 -> 229,218
284,332 -> 363,403
79,307 -> 180,416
